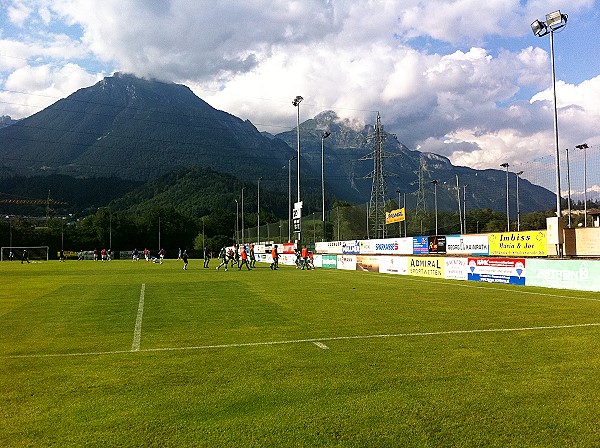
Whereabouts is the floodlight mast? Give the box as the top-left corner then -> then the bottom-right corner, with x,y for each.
531,10 -> 568,222
321,131 -> 331,241
292,95 -> 303,242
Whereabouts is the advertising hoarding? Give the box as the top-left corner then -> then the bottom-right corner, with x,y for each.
337,255 -> 357,270
446,235 -> 489,255
413,237 -> 429,255
357,256 -> 380,273
445,257 -> 469,281
360,238 -> 413,255
379,256 -> 409,275
526,259 -> 600,292
488,231 -> 547,257
467,257 -> 526,285
428,236 -> 446,254
407,257 -> 445,278
342,240 -> 361,255
321,254 -> 338,269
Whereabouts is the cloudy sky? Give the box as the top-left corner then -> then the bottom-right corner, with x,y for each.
1,0 -> 599,190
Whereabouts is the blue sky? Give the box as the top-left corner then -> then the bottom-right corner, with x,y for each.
0,0 -> 599,197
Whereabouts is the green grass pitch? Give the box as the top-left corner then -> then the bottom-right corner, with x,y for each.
1,259 -> 599,447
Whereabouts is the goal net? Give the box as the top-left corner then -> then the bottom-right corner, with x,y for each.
1,246 -> 50,261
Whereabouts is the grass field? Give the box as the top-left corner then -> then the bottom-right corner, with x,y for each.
1,259 -> 599,447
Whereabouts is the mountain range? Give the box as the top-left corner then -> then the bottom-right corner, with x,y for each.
0,73 -> 555,218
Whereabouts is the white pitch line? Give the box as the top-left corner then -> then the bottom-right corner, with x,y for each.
313,341 -> 329,350
131,283 -> 145,352
2,322 -> 599,360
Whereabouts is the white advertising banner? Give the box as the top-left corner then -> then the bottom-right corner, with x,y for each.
445,257 -> 469,281
446,235 -> 489,255
337,255 -> 357,270
360,238 -> 413,255
379,256 -> 408,275
313,254 -> 323,268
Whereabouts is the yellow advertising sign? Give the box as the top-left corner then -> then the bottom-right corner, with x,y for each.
407,257 -> 445,278
386,208 -> 405,224
488,231 -> 547,257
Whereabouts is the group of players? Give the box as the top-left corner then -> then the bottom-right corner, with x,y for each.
214,244 -> 257,271
210,243 -> 315,271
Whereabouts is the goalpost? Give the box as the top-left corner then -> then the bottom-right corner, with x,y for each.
1,246 -> 50,261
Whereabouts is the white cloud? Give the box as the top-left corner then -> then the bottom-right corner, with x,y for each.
1,63 -> 102,118
7,1 -> 33,27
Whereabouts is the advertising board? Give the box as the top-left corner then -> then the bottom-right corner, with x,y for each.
428,236 -> 446,254
488,231 -> 547,257
379,256 -> 408,275
360,238 -> 413,255
337,255 -> 357,270
445,257 -> 469,281
467,257 -> 526,285
526,259 -> 600,292
342,240 -> 361,255
356,256 -> 380,273
407,257 -> 444,278
412,237 -> 429,255
446,235 -> 489,255
321,254 -> 338,269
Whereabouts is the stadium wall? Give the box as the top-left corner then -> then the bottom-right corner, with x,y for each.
311,229 -> 600,292
310,254 -> 600,292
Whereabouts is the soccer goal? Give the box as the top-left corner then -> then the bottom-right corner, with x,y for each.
1,246 -> 50,261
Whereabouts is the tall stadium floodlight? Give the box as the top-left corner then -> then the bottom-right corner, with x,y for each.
575,143 -> 589,226
516,171 -> 524,231
430,180 -> 438,235
257,177 -> 262,244
396,189 -> 402,237
234,199 -> 239,242
462,184 -> 468,233
241,187 -> 245,244
566,148 -> 572,227
531,10 -> 568,222
500,163 -> 510,231
288,155 -> 295,242
321,131 -> 331,241
292,95 -> 303,241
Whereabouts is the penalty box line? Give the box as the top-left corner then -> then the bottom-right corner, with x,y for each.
2,322 -> 599,360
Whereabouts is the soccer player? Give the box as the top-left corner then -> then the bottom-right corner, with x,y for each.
203,248 -> 211,268
301,245 -> 309,270
249,244 -> 256,268
238,245 -> 251,271
182,250 -> 188,270
270,245 -> 279,270
216,246 -> 228,271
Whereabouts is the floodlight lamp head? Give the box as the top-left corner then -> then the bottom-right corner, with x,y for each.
292,95 -> 303,106
531,19 -> 546,37
517,171 -> 524,176
430,179 -> 438,185
575,143 -> 589,150
546,10 -> 566,27
322,131 -> 331,139
500,162 -> 509,168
